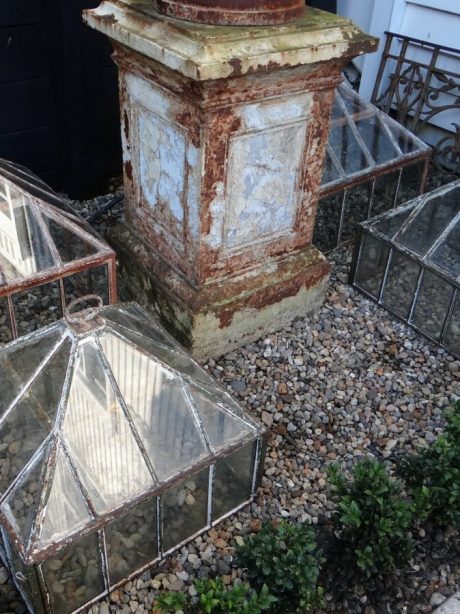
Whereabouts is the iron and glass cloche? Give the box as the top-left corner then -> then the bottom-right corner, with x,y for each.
0,297 -> 265,614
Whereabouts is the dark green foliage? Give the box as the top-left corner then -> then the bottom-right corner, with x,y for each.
328,459 -> 414,580
397,399 -> 460,526
154,591 -> 188,612
235,520 -> 325,612
154,578 -> 276,614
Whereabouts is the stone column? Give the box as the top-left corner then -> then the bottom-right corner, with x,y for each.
84,1 -> 377,358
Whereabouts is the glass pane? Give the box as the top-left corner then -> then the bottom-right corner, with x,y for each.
188,383 -> 252,450
41,532 -> 104,614
0,342 -> 70,495
0,383 -> 50,494
0,195 -> 56,281
42,214 -> 97,263
8,538 -> 46,614
340,183 -> 372,245
312,193 -> 343,253
63,340 -> 154,514
369,171 -> 400,218
355,116 -> 398,164
388,122 -> 421,154
63,265 -> 109,306
412,271 -> 455,340
395,191 -> 459,256
2,445 -> 49,545
372,206 -> 412,239
396,161 -> 425,205
382,251 -> 421,319
106,321 -> 215,387
0,297 -> 13,344
13,281 -> 62,336
103,306 -> 184,352
212,442 -> 255,522
106,498 -> 158,586
100,332 -> 208,481
338,84 -> 367,117
429,220 -> 460,277
37,448 -> 91,550
321,149 -> 342,186
162,468 -> 208,552
329,120 -> 369,175
443,293 -> 460,357
0,325 -> 63,416
191,381 -> 260,432
354,234 -> 389,298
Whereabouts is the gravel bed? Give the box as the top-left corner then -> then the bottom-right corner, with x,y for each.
0,166 -> 459,613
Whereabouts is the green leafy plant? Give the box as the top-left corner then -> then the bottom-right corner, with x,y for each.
328,459 -> 414,580
397,399 -> 460,526
235,520 -> 325,612
154,590 -> 188,612
153,578 -> 276,613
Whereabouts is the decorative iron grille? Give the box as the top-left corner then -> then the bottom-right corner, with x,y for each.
371,32 -> 460,174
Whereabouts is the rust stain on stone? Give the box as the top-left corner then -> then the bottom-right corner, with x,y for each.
123,109 -> 130,142
99,12 -> 117,25
124,160 -> 133,181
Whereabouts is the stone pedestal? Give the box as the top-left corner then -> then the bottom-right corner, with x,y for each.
84,1 -> 377,358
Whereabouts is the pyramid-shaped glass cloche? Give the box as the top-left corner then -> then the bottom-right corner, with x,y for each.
0,299 -> 265,614
0,158 -> 116,342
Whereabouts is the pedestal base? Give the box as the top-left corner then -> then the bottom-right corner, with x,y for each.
110,222 -> 330,359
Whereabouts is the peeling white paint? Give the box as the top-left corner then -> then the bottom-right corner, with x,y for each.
187,144 -> 202,240
241,93 -> 313,131
224,121 -> 307,250
138,108 -> 185,223
204,182 -> 225,250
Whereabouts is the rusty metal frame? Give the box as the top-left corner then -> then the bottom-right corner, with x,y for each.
0,302 -> 265,614
350,181 -> 460,358
371,31 -> 460,174
0,170 -> 117,342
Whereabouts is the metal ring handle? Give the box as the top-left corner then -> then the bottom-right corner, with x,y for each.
64,295 -> 103,323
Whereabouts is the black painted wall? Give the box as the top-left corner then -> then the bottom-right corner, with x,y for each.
0,1 -> 121,198
310,0 -> 337,13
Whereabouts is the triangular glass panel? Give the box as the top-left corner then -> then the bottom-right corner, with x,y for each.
0,196 -> 57,282
35,447 -> 91,550
429,220 -> 460,277
0,340 -> 70,496
0,325 -> 64,417
1,443 -> 50,547
41,213 -> 97,263
395,191 -> 459,256
104,322 -> 216,388
62,339 -> 154,515
102,306 -> 184,352
100,332 -> 208,481
187,382 -> 253,450
371,206 -> 414,239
